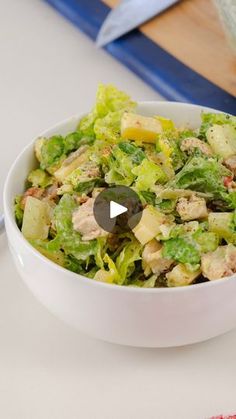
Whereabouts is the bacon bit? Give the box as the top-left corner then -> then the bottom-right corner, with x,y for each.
223,176 -> 233,187
101,146 -> 112,158
21,187 -> 45,209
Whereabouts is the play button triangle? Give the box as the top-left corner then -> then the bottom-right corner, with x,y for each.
110,201 -> 128,219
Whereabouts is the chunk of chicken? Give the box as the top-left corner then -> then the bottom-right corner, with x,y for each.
201,244 -> 236,281
180,137 -> 212,156
72,197 -> 107,241
142,239 -> 173,276
224,155 -> 236,175
176,195 -> 208,221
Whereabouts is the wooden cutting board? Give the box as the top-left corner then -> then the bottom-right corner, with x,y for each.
103,0 -> 236,97
44,0 -> 236,113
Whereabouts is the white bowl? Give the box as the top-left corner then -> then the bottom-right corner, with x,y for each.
3,102 -> 236,348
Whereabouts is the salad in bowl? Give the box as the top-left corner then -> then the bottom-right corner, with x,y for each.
15,84 -> 236,288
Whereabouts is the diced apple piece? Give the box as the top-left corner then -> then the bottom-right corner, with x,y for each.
206,125 -> 236,158
132,206 -> 165,245
121,112 -> 162,143
54,148 -> 88,182
166,264 -> 201,287
22,196 -> 52,240
208,212 -> 236,243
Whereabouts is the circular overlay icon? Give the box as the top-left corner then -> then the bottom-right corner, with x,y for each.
94,186 -> 143,234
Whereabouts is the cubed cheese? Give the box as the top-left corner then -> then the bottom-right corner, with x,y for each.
121,112 -> 162,143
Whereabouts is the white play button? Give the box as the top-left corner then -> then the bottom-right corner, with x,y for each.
93,186 -> 143,233
110,201 -> 128,219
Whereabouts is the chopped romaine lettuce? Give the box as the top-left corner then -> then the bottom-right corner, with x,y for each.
94,254 -> 121,284
162,237 -> 201,265
63,132 -> 83,154
193,231 -> 219,253
64,160 -> 102,194
79,84 -> 136,138
115,239 -> 142,284
40,135 -> 65,171
168,155 -> 230,201
118,141 -> 145,164
139,191 -> 156,206
14,195 -> 24,228
132,159 -> 166,191
94,110 -> 123,142
28,169 -> 52,188
63,132 -> 94,154
105,144 -> 138,186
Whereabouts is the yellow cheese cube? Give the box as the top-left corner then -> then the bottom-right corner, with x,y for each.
121,112 -> 162,143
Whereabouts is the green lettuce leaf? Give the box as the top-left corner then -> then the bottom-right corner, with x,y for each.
179,129 -> 197,139
118,141 -> 145,164
105,145 -> 138,186
64,160 -> 102,194
156,198 -> 177,214
40,135 -> 65,170
162,237 -> 201,265
139,191 -> 156,206
168,155 -> 230,200
78,84 -> 136,138
94,253 -> 121,284
95,237 -> 107,269
132,159 -> 167,191
28,169 -> 53,188
63,132 -> 94,154
193,231 -> 219,253
115,239 -> 142,284
14,195 -> 24,228
94,110 -> 123,142
157,131 -> 187,171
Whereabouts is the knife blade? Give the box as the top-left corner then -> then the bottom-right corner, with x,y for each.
96,0 -> 179,47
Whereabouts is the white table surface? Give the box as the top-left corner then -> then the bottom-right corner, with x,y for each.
1,1 -> 236,418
